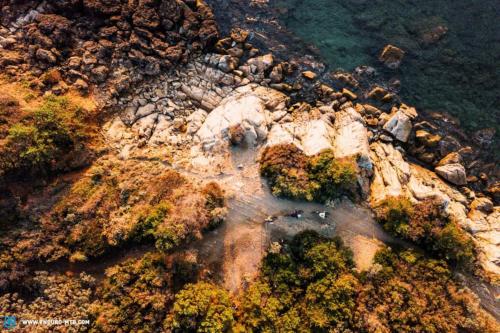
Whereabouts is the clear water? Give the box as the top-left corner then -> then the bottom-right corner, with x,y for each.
274,0 -> 500,136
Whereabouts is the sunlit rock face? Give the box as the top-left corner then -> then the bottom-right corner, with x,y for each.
195,85 -> 288,150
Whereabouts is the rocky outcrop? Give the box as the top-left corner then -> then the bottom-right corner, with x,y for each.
435,163 -> 467,186
332,107 -> 372,195
0,0 -> 219,96
195,85 -> 288,150
333,107 -> 372,168
467,206 -> 500,277
470,197 -> 494,213
434,151 -> 467,185
267,118 -> 335,156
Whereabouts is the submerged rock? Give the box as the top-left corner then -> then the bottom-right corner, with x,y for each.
302,70 -> 317,80
379,44 -> 405,69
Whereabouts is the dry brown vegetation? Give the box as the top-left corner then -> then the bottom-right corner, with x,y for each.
0,154 -> 227,295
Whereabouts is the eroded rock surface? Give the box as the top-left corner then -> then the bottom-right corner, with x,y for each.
0,0 -> 219,98
435,163 -> 467,186
267,118 -> 335,156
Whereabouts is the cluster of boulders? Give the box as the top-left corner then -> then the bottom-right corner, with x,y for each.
103,24 -> 312,154
326,78 -> 498,200
196,84 -> 289,149
0,0 -> 218,97
105,51 -> 284,152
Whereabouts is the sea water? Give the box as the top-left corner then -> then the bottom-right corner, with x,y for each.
274,0 -> 499,137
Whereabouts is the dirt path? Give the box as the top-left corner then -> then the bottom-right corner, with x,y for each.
176,146 -> 401,294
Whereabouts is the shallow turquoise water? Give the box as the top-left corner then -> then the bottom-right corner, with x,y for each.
275,0 -> 499,136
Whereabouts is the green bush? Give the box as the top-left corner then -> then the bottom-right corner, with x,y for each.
260,144 -> 358,202
433,222 -> 476,266
237,231 -> 356,332
154,223 -> 186,252
133,202 -> 171,241
91,253 -> 172,333
132,202 -> 189,253
374,197 -> 476,268
237,233 -> 498,332
373,196 -> 414,238
354,248 -> 498,333
259,144 -> 312,200
307,151 -> 358,202
305,273 -> 359,330
167,282 -> 235,332
202,181 -> 227,229
1,95 -> 86,176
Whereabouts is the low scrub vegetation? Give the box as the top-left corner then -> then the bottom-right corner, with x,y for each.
260,144 -> 358,202
91,253 -> 172,332
0,271 -> 95,329
0,158 -> 227,279
1,232 -> 497,333
236,231 -> 357,332
0,95 -> 95,178
53,161 -> 227,259
235,231 -> 498,332
167,282 -> 235,332
374,196 -> 476,268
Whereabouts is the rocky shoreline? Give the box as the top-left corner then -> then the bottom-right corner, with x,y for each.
0,0 -> 499,325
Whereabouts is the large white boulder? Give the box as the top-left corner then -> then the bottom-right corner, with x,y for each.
195,85 -> 288,150
333,107 -> 372,169
333,107 -> 373,195
266,118 -> 335,156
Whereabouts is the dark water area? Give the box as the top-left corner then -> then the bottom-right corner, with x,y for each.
274,0 -> 499,141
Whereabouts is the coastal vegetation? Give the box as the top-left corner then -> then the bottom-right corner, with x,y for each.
0,157 -> 227,297
260,144 -> 358,202
90,253 -> 172,332
1,233 -> 497,332
235,231 -> 497,332
0,93 -> 97,179
168,282 -> 235,332
374,197 -> 476,268
0,0 -> 497,331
